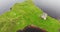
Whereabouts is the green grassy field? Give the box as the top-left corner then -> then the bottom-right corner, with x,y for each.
0,0 -> 60,32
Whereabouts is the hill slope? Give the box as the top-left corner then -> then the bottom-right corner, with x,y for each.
0,0 -> 60,32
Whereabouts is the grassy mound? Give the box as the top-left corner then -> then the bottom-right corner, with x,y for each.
0,0 -> 60,32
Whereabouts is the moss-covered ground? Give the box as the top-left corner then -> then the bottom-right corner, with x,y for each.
0,0 -> 60,32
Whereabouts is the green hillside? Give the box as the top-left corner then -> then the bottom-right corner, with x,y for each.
0,0 -> 60,32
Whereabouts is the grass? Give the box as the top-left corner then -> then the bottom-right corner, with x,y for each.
0,0 -> 60,32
